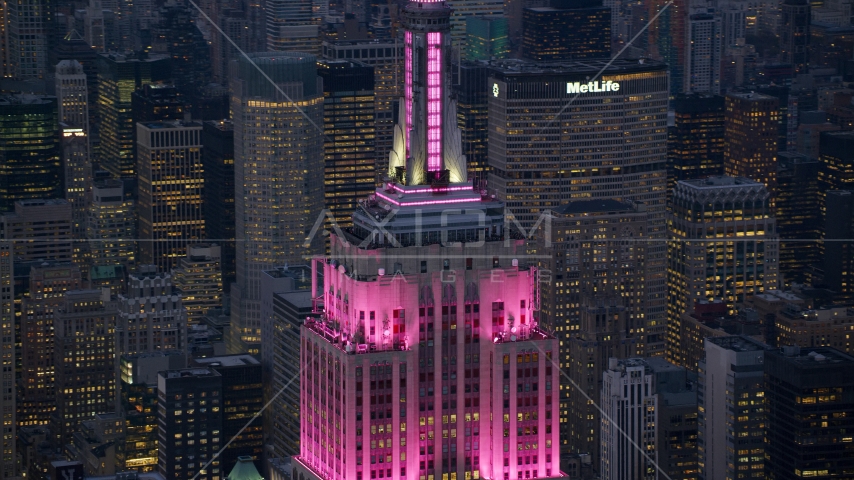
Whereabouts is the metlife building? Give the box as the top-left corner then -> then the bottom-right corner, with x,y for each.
485,55 -> 669,368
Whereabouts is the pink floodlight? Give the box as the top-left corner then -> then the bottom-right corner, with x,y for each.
426,31 -> 442,172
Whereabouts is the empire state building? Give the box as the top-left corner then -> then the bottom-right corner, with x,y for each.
290,1 -> 565,480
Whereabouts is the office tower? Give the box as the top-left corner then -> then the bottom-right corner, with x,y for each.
600,358 -> 658,480
454,63 -> 491,182
230,52 -> 324,355
65,412 -> 124,476
61,124 -> 92,244
18,262 -> 83,428
522,5 -> 611,61
818,131 -> 854,220
667,94 -> 726,200
208,5 -> 251,87
464,16 -> 509,61
780,0 -> 810,75
118,351 -> 187,472
0,95 -> 62,211
755,85 -> 796,155
447,0 -> 505,50
669,300 -> 730,370
96,52 -> 171,179
699,336 -> 770,480
318,60 -> 376,230
322,39 -> 402,174
775,153 -> 820,285
266,0 -> 322,54
667,177 -> 779,345
201,121 -> 236,287
654,361 -> 699,480
51,289 -> 117,446
116,267 -> 188,355
156,368 -> 223,480
724,92 -> 780,195
260,266 -> 318,459
137,121 -> 205,272
50,32 -> 100,146
192,355 -> 264,473
131,84 -> 186,125
173,244 -> 223,323
0,244 -> 13,479
487,59 -> 668,367
5,0 -> 52,80
773,305 -> 854,354
87,179 -> 136,273
765,346 -> 854,480
150,2 -> 212,96
536,200 -> 649,455
292,2 -> 561,479
823,190 -> 854,301
685,7 -> 722,94
0,199 -> 73,263
56,60 -> 89,131
648,0 -> 687,95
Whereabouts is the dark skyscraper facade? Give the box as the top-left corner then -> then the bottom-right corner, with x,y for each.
202,120 -> 236,288
781,0 -> 811,75
667,94 -> 726,201
317,60 -> 377,230
776,153 -> 821,285
0,95 -> 61,212
522,5 -> 611,61
765,347 -> 854,480
454,62 -> 491,183
97,52 -> 171,179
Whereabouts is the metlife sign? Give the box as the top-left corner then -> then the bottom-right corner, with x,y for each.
566,80 -> 620,94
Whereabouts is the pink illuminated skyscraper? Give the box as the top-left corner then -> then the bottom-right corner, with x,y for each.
290,2 -> 564,480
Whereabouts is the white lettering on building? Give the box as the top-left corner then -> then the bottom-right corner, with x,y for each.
566,80 -> 620,94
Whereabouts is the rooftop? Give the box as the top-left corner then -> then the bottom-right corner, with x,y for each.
193,354 -> 260,367
139,120 -> 202,129
484,57 -> 667,77
773,346 -> 854,367
707,335 -> 770,352
727,91 -> 778,101
680,176 -> 761,189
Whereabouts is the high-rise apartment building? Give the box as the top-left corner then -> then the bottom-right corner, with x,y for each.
116,267 -> 187,355
137,120 -> 205,272
87,179 -> 136,273
780,0 -> 810,75
724,92 -> 780,195
56,60 -> 89,131
0,95 -> 61,211
0,244 -> 13,479
321,39 -> 402,174
522,5 -> 611,61
775,153 -> 820,285
173,244 -> 223,323
0,199 -> 73,263
318,60 -> 377,230
51,289 -> 117,446
97,52 -> 171,179
536,200 -> 649,457
192,355 -> 264,473
667,94 -> 726,201
266,0 -> 322,54
487,58 -> 669,360
765,346 -> 854,480
685,7 -> 722,94
18,263 -> 83,428
699,336 -> 770,480
156,368 -> 223,480
647,0 -> 688,95
464,16 -> 509,61
600,358 -> 658,480
293,3 -> 562,479
667,177 -> 779,331
201,121 -> 236,287
231,52 -> 324,355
